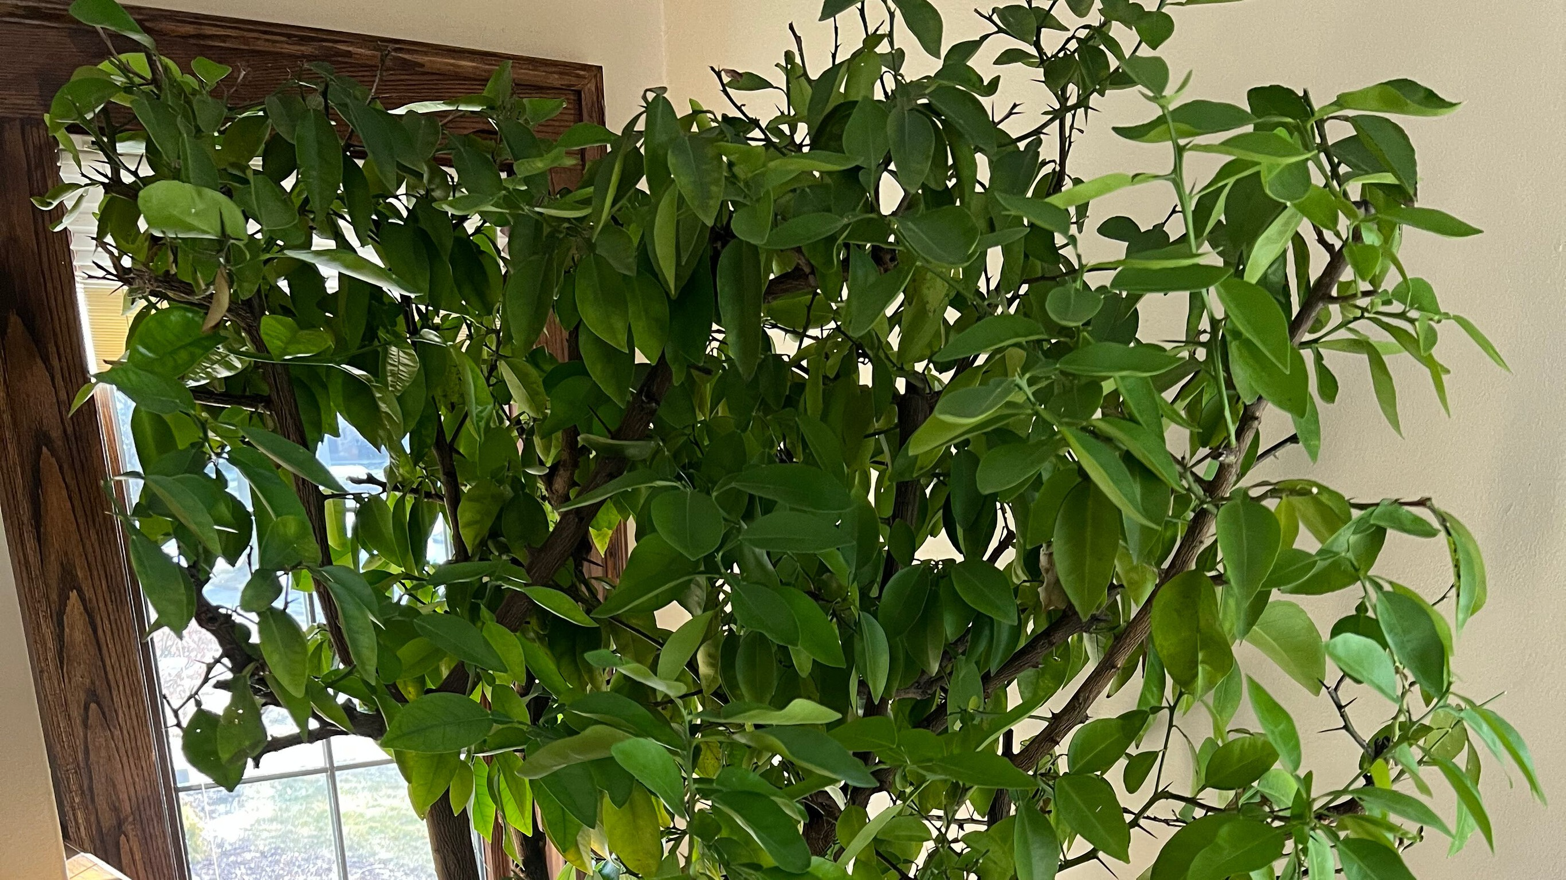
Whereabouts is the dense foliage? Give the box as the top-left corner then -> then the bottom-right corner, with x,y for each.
45,0 -> 1543,878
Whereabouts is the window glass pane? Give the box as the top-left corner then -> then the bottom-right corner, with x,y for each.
64,145 -> 436,878
181,775 -> 339,880
329,734 -> 395,767
336,764 -> 438,880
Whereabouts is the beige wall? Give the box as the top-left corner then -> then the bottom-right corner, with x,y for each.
2,1 -> 1558,877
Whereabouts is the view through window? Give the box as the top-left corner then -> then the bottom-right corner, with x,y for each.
65,151 -> 449,880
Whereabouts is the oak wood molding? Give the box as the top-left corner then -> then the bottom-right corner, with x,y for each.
0,5 -> 606,878
0,116 -> 187,880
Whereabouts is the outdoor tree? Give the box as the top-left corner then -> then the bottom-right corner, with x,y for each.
43,0 -> 1544,878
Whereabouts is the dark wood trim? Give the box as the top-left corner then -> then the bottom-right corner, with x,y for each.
0,4 -> 605,878
0,115 -> 187,880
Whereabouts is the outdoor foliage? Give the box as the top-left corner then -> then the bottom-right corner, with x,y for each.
44,0 -> 1543,878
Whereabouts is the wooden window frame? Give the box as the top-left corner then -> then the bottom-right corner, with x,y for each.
0,4 -> 604,877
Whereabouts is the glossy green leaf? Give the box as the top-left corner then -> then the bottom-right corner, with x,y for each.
1053,481 -> 1121,617
652,489 -> 725,559
1152,571 -> 1234,697
1244,599 -> 1325,694
1054,773 -> 1130,862
382,693 -> 493,752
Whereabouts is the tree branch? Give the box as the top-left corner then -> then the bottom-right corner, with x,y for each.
1009,246 -> 1349,773
230,299 -> 355,666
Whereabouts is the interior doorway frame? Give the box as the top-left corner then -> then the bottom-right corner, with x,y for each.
0,4 -> 604,877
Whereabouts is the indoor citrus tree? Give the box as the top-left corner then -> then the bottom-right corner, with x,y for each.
44,0 -> 1542,878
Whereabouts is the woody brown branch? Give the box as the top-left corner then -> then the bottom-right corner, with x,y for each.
1008,245 -> 1350,775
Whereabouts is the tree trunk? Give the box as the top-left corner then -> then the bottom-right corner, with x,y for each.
518,825 -> 553,880
427,792 -> 482,880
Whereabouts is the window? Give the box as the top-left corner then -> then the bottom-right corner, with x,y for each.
68,163 -> 443,880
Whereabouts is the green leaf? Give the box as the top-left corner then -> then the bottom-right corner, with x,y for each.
382,693 -> 493,752
241,426 -> 346,493
317,568 -> 378,676
1216,497 -> 1280,606
1190,131 -> 1311,164
69,0 -> 154,46
1152,813 -> 1284,880
770,586 -> 846,666
520,725 -> 631,777
1046,283 -> 1104,326
1014,802 -> 1060,880
1346,785 -> 1452,837
1204,735 -> 1277,789
1244,600 -> 1324,694
1047,172 -> 1146,209
1124,751 -> 1158,793
949,559 -> 1019,624
1307,832 -> 1337,880
1113,100 -> 1255,143
762,727 -> 875,787
1054,773 -> 1130,862
857,611 -> 890,701
138,180 -> 246,239
603,785 -> 662,875
293,246 -> 419,297
924,752 -> 1035,789
1350,115 -> 1418,193
935,315 -> 1049,362
767,212 -> 848,250
887,105 -> 936,192
1053,481 -> 1121,618
557,470 -> 678,511
657,611 -> 714,680
1376,590 -> 1447,694
706,698 -> 841,725
1331,78 -> 1460,117
574,256 -> 630,351
652,489 -> 725,559
142,474 -> 223,554
1058,342 -> 1182,377
1466,705 -> 1545,804
1326,633 -> 1400,703
1245,678 -> 1301,773
593,534 -> 699,618
899,206 -> 981,266
1152,571 -> 1234,697
712,790 -> 811,873
1379,205 -> 1482,237
295,109 -> 342,221
668,134 -> 724,225
974,440 -> 1055,494
743,511 -> 850,554
1430,507 -> 1486,633
257,607 -> 309,698
610,738 -> 687,817
1433,757 -> 1492,849
1068,710 -> 1148,776
1336,838 -> 1418,880
414,614 -> 508,671
891,0 -> 944,56
724,463 -> 853,512
1450,314 -> 1508,371
519,586 -> 597,627
1058,426 -> 1156,527
1110,264 -> 1233,294
128,531 -> 194,634
717,238 -> 765,378
992,191 -> 1071,235
1216,278 -> 1292,368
